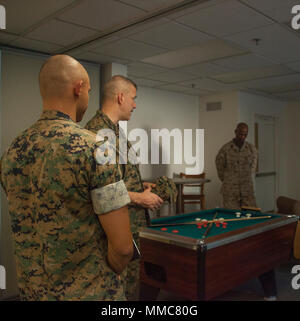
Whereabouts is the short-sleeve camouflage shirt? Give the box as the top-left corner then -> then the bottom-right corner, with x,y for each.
85,110 -> 148,234
0,110 -> 130,301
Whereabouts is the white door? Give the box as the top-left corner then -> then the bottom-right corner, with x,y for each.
254,114 -> 276,212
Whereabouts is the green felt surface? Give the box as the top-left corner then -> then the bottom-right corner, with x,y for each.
149,208 -> 280,239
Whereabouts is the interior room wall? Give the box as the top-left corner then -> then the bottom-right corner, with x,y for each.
128,86 -> 200,180
283,100 -> 300,201
199,91 -> 239,209
0,50 -> 100,298
238,91 -> 287,208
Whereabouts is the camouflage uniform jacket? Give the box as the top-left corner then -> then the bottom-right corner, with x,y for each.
0,110 -> 130,301
85,110 -> 148,235
215,140 -> 258,208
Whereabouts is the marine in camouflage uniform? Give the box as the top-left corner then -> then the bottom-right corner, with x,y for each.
0,55 -> 133,301
0,110 -> 131,301
215,123 -> 258,210
215,123 -> 277,300
85,110 -> 148,300
86,111 -> 179,300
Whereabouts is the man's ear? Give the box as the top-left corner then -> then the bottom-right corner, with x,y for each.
74,80 -> 84,97
117,92 -> 124,105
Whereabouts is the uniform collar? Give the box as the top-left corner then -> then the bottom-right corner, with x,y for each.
39,110 -> 73,122
98,109 -> 119,134
231,139 -> 248,151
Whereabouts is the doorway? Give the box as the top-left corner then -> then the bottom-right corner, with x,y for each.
254,114 -> 277,212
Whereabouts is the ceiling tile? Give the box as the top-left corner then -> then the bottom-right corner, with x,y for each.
211,65 -> 293,83
214,53 -> 277,70
73,51 -> 131,64
118,0 -> 184,12
180,77 -> 241,91
156,83 -> 212,96
128,21 -> 212,50
225,24 -> 300,63
0,31 -> 18,44
274,90 -> 300,100
146,70 -> 197,83
175,62 -> 231,77
9,37 -> 62,53
127,62 -> 169,77
59,0 -> 145,31
142,39 -> 248,68
130,77 -> 167,88
155,83 -> 195,94
1,0 -> 76,34
240,73 -> 300,93
174,0 -> 272,37
92,38 -> 167,61
167,0 -> 227,20
114,18 -> 170,38
286,61 -> 300,72
83,36 -> 120,51
241,0 -> 299,23
25,19 -> 98,47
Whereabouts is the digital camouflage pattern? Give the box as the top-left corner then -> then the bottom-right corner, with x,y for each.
85,110 -> 147,300
215,139 -> 258,210
151,176 -> 178,204
0,110 -> 130,301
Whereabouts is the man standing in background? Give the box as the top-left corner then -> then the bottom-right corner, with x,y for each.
215,123 -> 277,300
215,122 -> 258,209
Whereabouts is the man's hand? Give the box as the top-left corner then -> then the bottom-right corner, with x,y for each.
143,182 -> 156,190
129,189 -> 164,211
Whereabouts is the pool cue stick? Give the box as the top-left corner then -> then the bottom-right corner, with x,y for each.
149,215 -> 272,228
202,212 -> 218,239
215,215 -> 272,223
148,222 -> 195,227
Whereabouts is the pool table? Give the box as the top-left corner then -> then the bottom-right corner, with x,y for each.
139,208 -> 299,300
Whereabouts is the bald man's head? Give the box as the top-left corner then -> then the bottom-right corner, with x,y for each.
236,122 -> 248,131
234,122 -> 249,147
39,55 -> 88,99
39,55 -> 90,122
102,75 -> 137,104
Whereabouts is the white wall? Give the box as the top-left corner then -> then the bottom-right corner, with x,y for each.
0,51 -> 100,298
283,100 -> 300,200
199,91 -> 239,208
128,86 -> 200,180
198,90 -> 288,211
238,91 -> 287,209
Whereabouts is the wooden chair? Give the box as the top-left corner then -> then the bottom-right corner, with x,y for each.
276,196 -> 300,259
276,196 -> 300,216
179,172 -> 206,213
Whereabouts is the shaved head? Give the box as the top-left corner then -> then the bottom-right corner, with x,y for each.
236,122 -> 248,131
39,55 -> 91,122
234,122 -> 249,147
102,75 -> 137,103
39,54 -> 89,100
